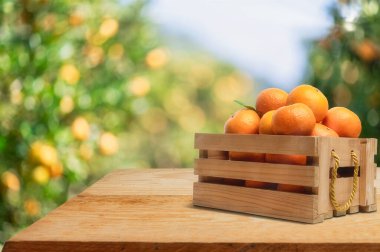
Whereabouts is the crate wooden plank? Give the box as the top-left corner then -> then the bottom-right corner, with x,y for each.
329,137 -> 362,166
193,182 -> 322,223
360,138 -> 377,208
198,150 -> 209,183
317,137 -> 332,216
348,205 -> 359,214
194,133 -> 318,155
194,158 -> 318,187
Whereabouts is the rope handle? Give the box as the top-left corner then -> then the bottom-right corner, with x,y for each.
329,150 -> 359,212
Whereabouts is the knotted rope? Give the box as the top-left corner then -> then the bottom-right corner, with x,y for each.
329,150 -> 359,211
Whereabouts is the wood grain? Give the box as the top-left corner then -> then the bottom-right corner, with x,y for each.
195,133 -> 319,155
359,138 -> 377,208
328,177 -> 359,211
193,182 -> 321,223
193,135 -> 377,223
4,169 -> 380,252
328,137 -> 362,166
195,158 -> 318,187
80,168 -> 195,196
316,137 -> 332,217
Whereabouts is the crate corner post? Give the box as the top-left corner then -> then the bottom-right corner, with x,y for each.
359,138 -> 377,212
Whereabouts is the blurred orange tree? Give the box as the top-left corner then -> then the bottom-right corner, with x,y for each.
307,0 -> 380,162
0,0 -> 255,242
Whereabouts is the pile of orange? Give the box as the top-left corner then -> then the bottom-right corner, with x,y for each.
224,84 -> 362,193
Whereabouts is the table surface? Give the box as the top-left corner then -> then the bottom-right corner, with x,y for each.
4,168 -> 380,252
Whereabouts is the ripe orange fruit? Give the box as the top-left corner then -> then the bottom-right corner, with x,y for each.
311,123 -> 339,137
322,107 -> 362,138
224,108 -> 260,134
98,132 -> 119,156
266,154 -> 307,165
30,142 -> 59,167
71,117 -> 90,141
286,84 -> 328,122
32,166 -> 50,185
259,110 -> 275,135
277,184 -> 307,193
255,88 -> 288,117
229,152 -> 265,162
225,108 -> 262,162
48,162 -> 64,178
272,103 -> 316,136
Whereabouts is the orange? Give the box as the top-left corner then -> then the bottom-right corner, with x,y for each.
71,117 -> 90,141
98,132 -> 119,156
286,84 -> 328,122
277,184 -> 307,193
272,103 -> 316,136
259,110 -> 275,135
229,151 -> 265,162
255,88 -> 288,117
224,108 -> 260,134
322,107 -> 362,138
311,123 -> 339,137
354,40 -> 379,62
266,154 -> 307,165
225,108 -> 263,162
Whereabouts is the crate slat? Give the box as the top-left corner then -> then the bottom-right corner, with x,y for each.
193,182 -> 322,223
329,137 -> 362,167
195,158 -> 318,187
359,138 -> 377,208
317,137 -> 331,216
195,133 -> 318,155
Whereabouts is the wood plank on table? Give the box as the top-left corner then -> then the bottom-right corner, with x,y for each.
4,168 -> 380,252
80,168 -> 195,196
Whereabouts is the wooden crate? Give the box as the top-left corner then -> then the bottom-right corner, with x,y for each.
193,133 -> 378,223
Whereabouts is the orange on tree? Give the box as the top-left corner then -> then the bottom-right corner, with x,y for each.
286,84 -> 328,122
1,171 -> 20,191
29,141 -> 59,167
322,107 -> 362,138
224,106 -> 265,162
71,117 -> 90,141
48,162 -> 64,178
32,166 -> 50,185
272,103 -> 316,136
258,110 -> 275,135
98,132 -> 119,156
255,88 -> 288,117
311,123 -> 339,137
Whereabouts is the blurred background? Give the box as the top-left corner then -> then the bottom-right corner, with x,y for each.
1,0 -> 379,245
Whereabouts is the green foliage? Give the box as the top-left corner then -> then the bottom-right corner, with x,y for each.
306,0 -> 380,162
0,0 -> 255,242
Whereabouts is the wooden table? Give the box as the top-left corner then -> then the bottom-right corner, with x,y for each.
4,168 -> 380,252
